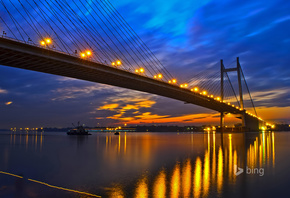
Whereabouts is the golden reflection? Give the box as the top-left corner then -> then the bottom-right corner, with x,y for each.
217,146 -> 223,194
259,144 -> 262,166
13,133 -> 16,145
35,132 -> 38,150
228,134 -> 232,180
246,132 -> 275,169
107,132 -> 277,197
262,133 -> 265,164
212,132 -> 216,182
203,151 -> 210,196
26,133 -> 28,150
193,157 -> 202,198
124,132 -> 127,154
118,134 -> 121,154
272,132 -> 275,167
153,169 -> 166,198
267,136 -> 270,165
170,163 -> 180,198
233,150 -> 237,182
182,159 -> 191,197
135,175 -> 148,198
40,133 -> 43,151
109,185 -> 125,198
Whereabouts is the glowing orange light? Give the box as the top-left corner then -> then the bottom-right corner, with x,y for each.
46,38 -> 51,44
184,84 -> 188,88
40,41 -> 46,46
139,68 -> 144,73
168,80 -> 172,83
135,69 -> 139,73
112,62 -> 116,66
154,75 -> 157,79
80,53 -> 86,58
158,74 -> 162,78
202,91 -> 207,95
194,87 -> 199,92
216,97 -> 221,101
86,50 -> 92,56
116,60 -> 121,65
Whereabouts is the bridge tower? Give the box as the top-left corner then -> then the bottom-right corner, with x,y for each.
220,57 -> 246,132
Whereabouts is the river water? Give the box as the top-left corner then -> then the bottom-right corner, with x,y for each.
0,131 -> 289,198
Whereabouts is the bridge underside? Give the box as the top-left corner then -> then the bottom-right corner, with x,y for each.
0,37 -> 260,129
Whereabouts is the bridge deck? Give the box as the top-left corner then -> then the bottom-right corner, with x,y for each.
0,37 -> 243,114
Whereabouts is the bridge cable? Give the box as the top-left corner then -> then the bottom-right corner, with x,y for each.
95,0 -> 160,78
24,0 -> 73,53
51,0 -> 104,62
77,0 -> 139,72
224,69 -> 240,107
0,0 -> 26,41
240,65 -> 258,116
104,0 -> 175,79
38,0 -> 86,53
96,0 -> 166,78
60,0 -> 127,67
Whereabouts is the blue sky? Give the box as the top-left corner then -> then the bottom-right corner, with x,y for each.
0,0 -> 290,128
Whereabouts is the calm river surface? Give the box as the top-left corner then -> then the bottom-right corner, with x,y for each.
0,131 -> 290,198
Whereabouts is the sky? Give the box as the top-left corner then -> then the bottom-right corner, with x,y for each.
0,0 -> 290,128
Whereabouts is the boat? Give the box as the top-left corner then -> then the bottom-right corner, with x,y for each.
114,132 -> 120,135
67,122 -> 91,135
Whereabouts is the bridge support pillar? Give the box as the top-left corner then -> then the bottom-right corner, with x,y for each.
244,114 -> 259,131
237,57 -> 245,128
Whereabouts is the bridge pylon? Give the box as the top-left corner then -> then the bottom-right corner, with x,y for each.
220,57 -> 246,132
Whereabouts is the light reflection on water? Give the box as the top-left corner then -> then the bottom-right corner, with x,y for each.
0,131 -> 285,198
106,132 -> 276,198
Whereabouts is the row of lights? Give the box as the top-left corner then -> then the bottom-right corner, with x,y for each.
10,127 -> 43,130
39,38 -> 266,123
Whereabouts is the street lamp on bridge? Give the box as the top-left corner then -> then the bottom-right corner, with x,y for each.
40,38 -> 52,47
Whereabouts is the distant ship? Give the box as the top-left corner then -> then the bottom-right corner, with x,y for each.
67,122 -> 91,135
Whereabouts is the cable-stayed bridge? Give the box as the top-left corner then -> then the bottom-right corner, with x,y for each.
0,0 -> 265,131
